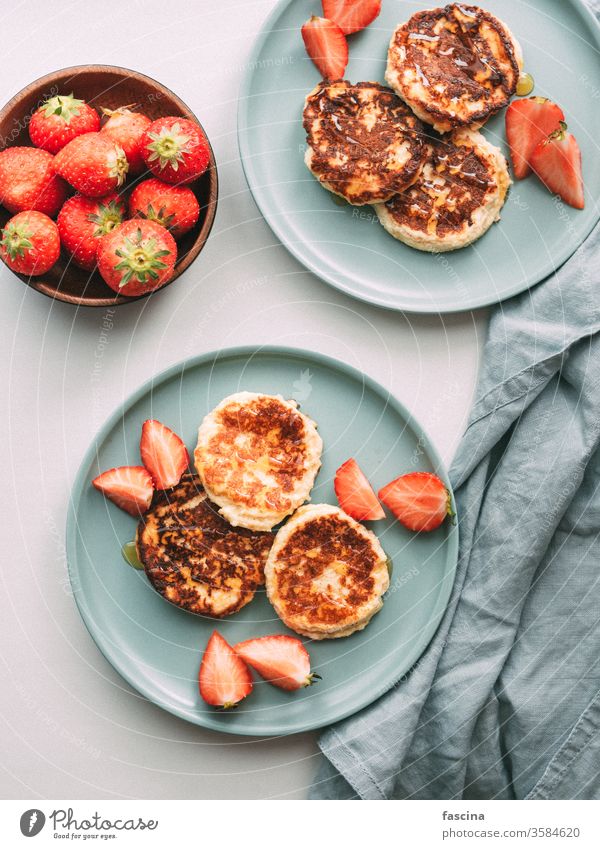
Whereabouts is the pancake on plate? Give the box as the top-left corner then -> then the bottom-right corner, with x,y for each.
386,4 -> 522,133
374,127 -> 510,251
137,474 -> 274,617
194,392 -> 323,532
265,504 -> 389,640
303,80 -> 427,205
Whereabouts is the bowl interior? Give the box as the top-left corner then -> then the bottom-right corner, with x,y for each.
0,65 -> 217,306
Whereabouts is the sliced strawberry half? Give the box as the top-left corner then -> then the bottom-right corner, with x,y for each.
199,631 -> 253,709
92,466 -> 153,517
139,419 -> 189,490
334,458 -> 385,521
530,122 -> 584,209
378,472 -> 452,532
301,15 -> 348,80
505,96 -> 565,179
321,0 -> 381,35
234,635 -> 320,691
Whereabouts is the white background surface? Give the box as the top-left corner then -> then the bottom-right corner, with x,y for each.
0,0 -> 486,799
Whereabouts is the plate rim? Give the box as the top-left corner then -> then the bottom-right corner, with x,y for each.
237,0 -> 600,314
66,344 -> 459,736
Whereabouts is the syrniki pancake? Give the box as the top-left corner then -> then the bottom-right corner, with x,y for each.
137,474 -> 273,617
303,80 -> 426,205
194,392 -> 323,532
374,128 -> 510,251
265,504 -> 389,639
386,4 -> 522,133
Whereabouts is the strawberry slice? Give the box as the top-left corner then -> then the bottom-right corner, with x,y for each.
334,458 -> 385,521
139,419 -> 189,489
505,97 -> 565,179
530,122 -> 584,209
199,631 -> 253,709
321,0 -> 381,35
301,15 -> 348,80
378,472 -> 451,532
92,466 -> 153,516
234,635 -> 320,691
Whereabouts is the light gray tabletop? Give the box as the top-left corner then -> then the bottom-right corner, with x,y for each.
0,0 -> 485,799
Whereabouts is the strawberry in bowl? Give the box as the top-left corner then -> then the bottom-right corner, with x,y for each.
97,219 -> 177,296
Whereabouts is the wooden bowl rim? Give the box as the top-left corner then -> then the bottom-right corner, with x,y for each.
0,63 -> 219,308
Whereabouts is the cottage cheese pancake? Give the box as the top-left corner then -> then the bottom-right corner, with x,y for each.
194,392 -> 323,532
303,80 -> 426,205
386,4 -> 521,133
265,504 -> 389,639
374,128 -> 510,251
137,475 -> 273,617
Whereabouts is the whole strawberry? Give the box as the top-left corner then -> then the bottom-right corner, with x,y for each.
128,178 -> 200,239
58,192 -> 126,270
0,210 -> 60,276
29,93 -> 100,154
0,147 -> 68,217
97,219 -> 177,296
101,107 -> 151,175
141,117 -> 210,184
54,133 -> 128,197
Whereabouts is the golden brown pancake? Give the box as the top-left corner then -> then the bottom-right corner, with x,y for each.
303,80 -> 426,205
137,474 -> 274,617
386,4 -> 521,132
194,392 -> 323,532
374,127 -> 510,251
265,504 -> 389,639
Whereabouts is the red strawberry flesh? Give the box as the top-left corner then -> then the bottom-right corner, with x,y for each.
92,465 -> 154,516
334,458 -> 385,521
140,419 -> 189,489
321,0 -> 381,35
199,631 -> 253,708
234,635 -> 318,691
379,471 -> 451,532
505,97 -> 565,179
301,15 -> 348,80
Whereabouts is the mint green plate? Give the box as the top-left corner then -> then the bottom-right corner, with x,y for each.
238,0 -> 600,313
67,347 -> 457,736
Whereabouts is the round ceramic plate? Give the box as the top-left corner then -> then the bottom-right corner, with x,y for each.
67,347 -> 457,736
238,0 -> 600,313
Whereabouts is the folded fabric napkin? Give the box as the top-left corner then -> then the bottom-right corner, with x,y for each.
310,202 -> 600,795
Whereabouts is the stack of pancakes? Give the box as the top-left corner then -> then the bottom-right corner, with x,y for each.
303,3 -> 520,251
137,392 -> 389,639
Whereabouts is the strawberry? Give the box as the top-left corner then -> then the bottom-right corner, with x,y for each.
29,93 -> 100,155
100,107 -> 151,176
199,631 -> 253,709
530,122 -> 584,209
140,419 -> 189,489
234,635 -> 320,691
141,117 -> 210,185
54,133 -> 128,197
334,458 -> 385,521
505,97 -> 565,179
57,193 -> 126,270
97,219 -> 177,296
0,211 -> 60,276
92,465 -> 154,516
321,0 -> 381,35
128,178 -> 200,239
378,472 -> 452,532
301,16 -> 348,80
0,147 -> 68,217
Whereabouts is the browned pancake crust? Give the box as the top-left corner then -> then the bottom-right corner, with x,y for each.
383,134 -> 496,237
137,474 -> 274,617
304,80 -> 426,204
202,396 -> 309,516
272,514 -> 380,629
389,4 -> 519,128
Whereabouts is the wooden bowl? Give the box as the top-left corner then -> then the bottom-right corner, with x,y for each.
0,65 -> 218,306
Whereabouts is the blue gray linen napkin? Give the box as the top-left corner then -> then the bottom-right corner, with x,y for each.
310,217 -> 600,796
